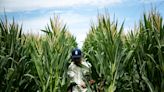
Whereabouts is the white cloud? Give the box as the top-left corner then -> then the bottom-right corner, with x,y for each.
60,12 -> 97,48
0,0 -> 122,12
22,16 -> 50,34
139,0 -> 164,3
76,32 -> 87,48
12,11 -> 95,47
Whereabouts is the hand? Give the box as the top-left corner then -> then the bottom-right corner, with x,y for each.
81,84 -> 86,88
89,80 -> 95,85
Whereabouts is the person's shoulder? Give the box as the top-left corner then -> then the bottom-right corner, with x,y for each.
82,60 -> 92,68
68,62 -> 76,69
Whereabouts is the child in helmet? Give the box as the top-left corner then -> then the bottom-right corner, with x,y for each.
67,48 -> 95,92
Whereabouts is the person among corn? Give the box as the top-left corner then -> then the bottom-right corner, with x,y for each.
67,48 -> 95,92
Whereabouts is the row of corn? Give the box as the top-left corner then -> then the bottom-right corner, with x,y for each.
0,16 -> 77,92
83,10 -> 164,92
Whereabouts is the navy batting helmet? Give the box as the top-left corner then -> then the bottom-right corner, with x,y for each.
71,48 -> 82,59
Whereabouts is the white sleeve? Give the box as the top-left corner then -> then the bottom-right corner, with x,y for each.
67,69 -> 75,78
67,65 -> 75,83
87,61 -> 92,68
83,61 -> 92,68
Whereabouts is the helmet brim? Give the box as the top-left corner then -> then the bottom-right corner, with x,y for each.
71,55 -> 82,59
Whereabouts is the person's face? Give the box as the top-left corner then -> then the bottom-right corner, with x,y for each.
73,57 -> 81,64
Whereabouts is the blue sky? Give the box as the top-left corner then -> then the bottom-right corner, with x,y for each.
0,0 -> 164,47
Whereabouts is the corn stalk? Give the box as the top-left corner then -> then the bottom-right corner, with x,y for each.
83,9 -> 164,92
0,16 -> 38,92
30,16 -> 77,92
83,14 -> 128,92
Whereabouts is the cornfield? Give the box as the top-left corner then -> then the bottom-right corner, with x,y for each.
0,9 -> 164,92
0,16 -> 77,92
83,10 -> 164,92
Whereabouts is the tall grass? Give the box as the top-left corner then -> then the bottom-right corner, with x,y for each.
83,10 -> 164,92
0,16 -> 77,92
0,16 -> 38,91
29,17 -> 77,92
83,14 -> 129,92
122,10 -> 164,92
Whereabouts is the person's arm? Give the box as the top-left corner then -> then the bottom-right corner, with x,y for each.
67,66 -> 75,83
67,66 -> 78,91
82,61 -> 95,86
